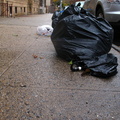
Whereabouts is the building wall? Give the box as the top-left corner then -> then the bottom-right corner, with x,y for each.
46,0 -> 51,13
9,0 -> 28,16
0,0 -> 9,16
28,0 -> 39,14
32,0 -> 39,14
46,0 -> 50,6
0,0 -> 51,16
0,0 -> 2,15
0,0 -> 41,17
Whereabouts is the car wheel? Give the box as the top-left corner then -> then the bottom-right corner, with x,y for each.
96,8 -> 104,18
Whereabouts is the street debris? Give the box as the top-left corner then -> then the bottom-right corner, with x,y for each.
39,56 -> 44,59
32,54 -> 38,59
32,54 -> 44,59
51,4 -> 118,78
36,25 -> 53,36
81,69 -> 91,76
20,84 -> 27,87
12,34 -> 18,37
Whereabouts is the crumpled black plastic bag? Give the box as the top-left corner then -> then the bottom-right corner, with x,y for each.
52,4 -> 83,28
51,11 -> 61,28
83,53 -> 118,77
51,4 -> 118,78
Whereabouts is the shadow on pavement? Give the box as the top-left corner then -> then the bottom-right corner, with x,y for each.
113,26 -> 120,46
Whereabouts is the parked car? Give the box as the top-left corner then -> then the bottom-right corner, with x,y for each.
83,0 -> 120,25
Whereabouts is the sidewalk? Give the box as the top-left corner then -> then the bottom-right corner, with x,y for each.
0,14 -> 120,120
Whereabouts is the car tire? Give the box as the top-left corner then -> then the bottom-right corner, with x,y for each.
96,8 -> 104,18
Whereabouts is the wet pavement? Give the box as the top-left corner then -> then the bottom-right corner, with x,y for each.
0,14 -> 120,120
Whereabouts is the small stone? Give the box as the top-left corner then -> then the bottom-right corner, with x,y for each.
39,56 -> 44,59
86,102 -> 88,104
97,115 -> 99,117
20,84 -> 27,87
35,95 -> 38,97
24,102 -> 29,105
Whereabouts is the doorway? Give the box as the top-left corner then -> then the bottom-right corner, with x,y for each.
9,6 -> 12,14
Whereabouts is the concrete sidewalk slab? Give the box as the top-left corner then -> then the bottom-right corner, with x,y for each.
0,14 -> 120,120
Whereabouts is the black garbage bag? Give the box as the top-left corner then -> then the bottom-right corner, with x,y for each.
52,11 -> 61,20
52,4 -> 82,28
51,11 -> 61,28
51,4 -> 118,77
58,4 -> 80,21
83,53 -> 118,77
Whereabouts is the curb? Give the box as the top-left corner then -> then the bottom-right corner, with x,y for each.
112,44 -> 120,53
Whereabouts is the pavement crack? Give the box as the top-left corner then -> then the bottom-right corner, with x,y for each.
0,40 -> 37,78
